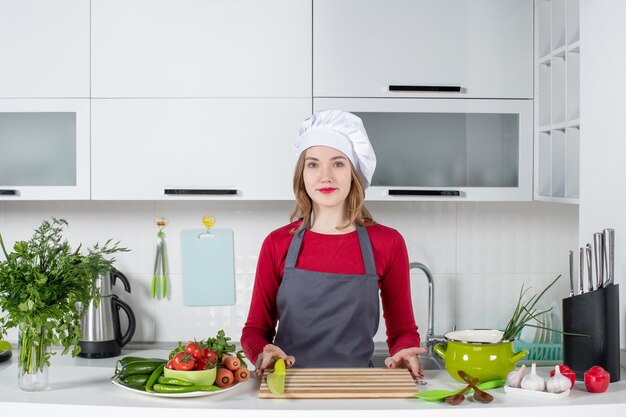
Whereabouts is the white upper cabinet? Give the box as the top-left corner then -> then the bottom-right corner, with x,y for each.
91,0 -> 312,98
0,99 -> 90,200
314,0 -> 533,99
91,99 -> 311,200
315,98 -> 533,201
0,0 -> 89,98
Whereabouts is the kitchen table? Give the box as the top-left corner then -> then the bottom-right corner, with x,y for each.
1,348 -> 625,417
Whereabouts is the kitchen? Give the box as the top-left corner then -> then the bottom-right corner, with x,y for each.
0,0 -> 625,415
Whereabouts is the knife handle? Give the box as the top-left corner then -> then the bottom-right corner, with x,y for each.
603,228 -> 614,287
593,232 -> 604,290
585,244 -> 593,292
568,250 -> 574,297
579,247 -> 585,294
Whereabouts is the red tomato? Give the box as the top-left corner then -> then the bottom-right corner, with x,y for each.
191,347 -> 206,361
192,348 -> 217,369
165,359 -> 175,370
584,365 -> 610,393
173,352 -> 196,371
185,342 -> 198,357
203,349 -> 217,365
194,359 -> 210,370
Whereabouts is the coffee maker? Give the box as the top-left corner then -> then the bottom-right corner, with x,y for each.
78,269 -> 136,358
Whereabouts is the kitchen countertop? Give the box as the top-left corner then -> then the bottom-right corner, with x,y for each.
1,348 -> 625,417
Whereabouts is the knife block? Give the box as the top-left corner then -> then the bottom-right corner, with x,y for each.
562,284 -> 620,382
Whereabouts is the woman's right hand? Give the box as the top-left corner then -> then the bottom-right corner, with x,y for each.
254,344 -> 296,377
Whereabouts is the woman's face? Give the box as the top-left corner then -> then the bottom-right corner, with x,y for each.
303,146 -> 353,211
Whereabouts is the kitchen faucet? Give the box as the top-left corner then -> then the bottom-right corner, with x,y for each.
410,262 -> 446,367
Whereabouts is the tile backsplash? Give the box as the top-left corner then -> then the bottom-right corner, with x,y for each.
0,201 -> 578,350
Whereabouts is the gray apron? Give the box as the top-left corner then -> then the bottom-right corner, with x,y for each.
273,226 -> 380,367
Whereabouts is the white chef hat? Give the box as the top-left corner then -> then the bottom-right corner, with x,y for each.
295,109 -> 377,189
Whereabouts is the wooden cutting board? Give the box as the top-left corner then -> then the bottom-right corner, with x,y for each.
258,368 -> 419,399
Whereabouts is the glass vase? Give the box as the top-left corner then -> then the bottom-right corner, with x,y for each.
17,324 -> 49,391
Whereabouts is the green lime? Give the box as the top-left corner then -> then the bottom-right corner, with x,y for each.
274,358 -> 286,375
0,341 -> 12,351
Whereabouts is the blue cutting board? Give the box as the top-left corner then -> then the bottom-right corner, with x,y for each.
181,228 -> 235,306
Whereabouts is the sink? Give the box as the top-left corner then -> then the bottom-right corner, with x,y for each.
369,353 -> 444,371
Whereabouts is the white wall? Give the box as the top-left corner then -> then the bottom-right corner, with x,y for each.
580,1 -> 626,352
0,200 -> 577,351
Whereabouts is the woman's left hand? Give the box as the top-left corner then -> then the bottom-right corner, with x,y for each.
384,346 -> 428,380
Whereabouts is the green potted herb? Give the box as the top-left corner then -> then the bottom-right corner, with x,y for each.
0,218 -> 128,391
501,274 -> 561,342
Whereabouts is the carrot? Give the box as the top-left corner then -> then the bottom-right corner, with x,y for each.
221,354 -> 240,371
233,367 -> 249,383
216,367 -> 234,388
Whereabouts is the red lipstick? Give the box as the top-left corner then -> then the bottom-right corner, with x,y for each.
318,187 -> 337,194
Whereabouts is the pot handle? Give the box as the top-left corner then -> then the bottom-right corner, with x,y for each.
111,296 -> 136,347
511,349 -> 528,364
433,343 -> 447,359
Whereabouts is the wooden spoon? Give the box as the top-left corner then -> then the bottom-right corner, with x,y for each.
458,370 -> 495,404
445,377 -> 479,405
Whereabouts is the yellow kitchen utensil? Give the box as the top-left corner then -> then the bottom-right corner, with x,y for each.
266,358 -> 286,396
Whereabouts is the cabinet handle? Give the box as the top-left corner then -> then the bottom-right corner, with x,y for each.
0,189 -> 19,196
388,189 -> 461,197
388,85 -> 462,92
164,189 -> 238,196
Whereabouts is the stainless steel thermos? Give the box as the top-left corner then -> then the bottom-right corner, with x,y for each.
78,269 -> 136,358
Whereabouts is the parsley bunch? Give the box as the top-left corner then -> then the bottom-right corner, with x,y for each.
0,218 -> 128,373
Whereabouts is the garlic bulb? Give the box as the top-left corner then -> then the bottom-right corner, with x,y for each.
547,365 -> 572,393
521,363 -> 546,391
506,364 -> 526,388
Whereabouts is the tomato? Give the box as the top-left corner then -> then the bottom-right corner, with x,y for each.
185,342 -> 198,357
165,359 -> 175,370
192,348 -> 217,369
192,347 -> 207,361
194,359 -> 210,370
204,349 -> 217,364
173,352 -> 196,371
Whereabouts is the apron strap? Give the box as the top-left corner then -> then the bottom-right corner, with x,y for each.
285,226 -> 377,276
285,229 -> 305,270
356,226 -> 378,277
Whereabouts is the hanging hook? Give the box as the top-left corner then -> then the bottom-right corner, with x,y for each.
198,215 -> 216,239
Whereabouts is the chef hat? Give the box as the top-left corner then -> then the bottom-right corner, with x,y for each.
295,109 -> 377,189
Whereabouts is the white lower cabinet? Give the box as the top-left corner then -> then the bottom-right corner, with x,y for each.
0,99 -> 90,200
91,99 -> 312,200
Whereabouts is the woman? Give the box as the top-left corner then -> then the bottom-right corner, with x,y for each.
241,110 -> 426,379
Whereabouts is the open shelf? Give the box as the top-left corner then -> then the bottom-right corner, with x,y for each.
534,0 -> 580,204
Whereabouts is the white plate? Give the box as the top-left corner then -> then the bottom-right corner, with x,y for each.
504,385 -> 570,400
111,378 -> 243,398
532,317 -> 543,344
540,313 -> 552,344
519,323 -> 537,344
549,301 -> 562,344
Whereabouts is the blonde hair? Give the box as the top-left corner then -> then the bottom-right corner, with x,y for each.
289,152 -> 374,233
